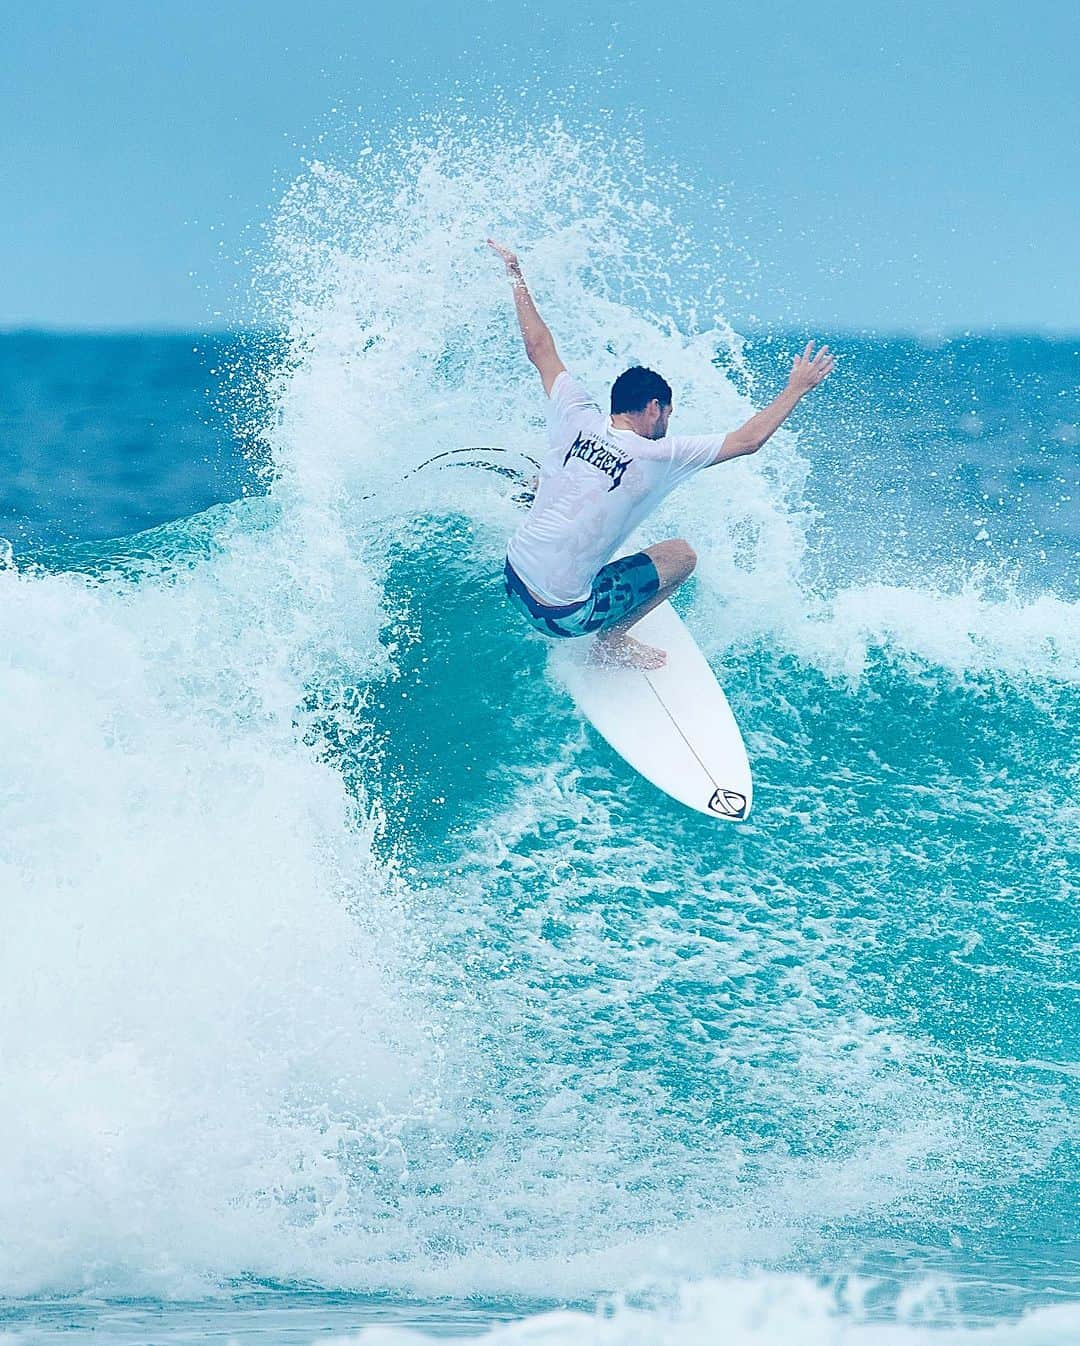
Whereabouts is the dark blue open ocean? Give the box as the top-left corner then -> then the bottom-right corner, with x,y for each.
1,127 -> 1077,1344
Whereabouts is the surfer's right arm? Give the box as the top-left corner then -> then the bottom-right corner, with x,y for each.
717,341 -> 835,461
487,240 -> 567,396
666,341 -> 835,481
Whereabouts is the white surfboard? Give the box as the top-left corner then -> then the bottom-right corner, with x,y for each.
557,601 -> 753,821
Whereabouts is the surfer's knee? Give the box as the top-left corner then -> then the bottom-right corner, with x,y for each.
649,538 -> 696,585
664,538 -> 697,582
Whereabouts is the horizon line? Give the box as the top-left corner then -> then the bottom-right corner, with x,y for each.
3,322 -> 1079,343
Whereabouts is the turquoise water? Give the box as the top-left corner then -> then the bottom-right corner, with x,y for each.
1,124 -> 1077,1343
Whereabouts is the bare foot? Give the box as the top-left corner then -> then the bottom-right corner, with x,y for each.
588,632 -> 667,670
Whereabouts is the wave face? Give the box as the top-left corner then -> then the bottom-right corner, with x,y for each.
1,116 -> 1077,1334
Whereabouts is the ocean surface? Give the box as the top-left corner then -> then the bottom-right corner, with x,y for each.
1,125 -> 1077,1344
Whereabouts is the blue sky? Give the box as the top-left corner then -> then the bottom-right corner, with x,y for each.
3,0 -> 1077,332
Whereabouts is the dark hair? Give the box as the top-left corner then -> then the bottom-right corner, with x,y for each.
610,366 -> 673,415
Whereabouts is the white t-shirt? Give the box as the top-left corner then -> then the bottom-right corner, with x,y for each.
506,371 -> 727,606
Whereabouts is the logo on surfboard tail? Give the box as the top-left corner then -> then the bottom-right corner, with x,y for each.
708,788 -> 748,820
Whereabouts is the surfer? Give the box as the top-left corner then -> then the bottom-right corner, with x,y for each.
490,239 -> 835,669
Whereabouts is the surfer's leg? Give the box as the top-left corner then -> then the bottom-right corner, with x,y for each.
591,539 -> 696,669
617,538 -> 697,628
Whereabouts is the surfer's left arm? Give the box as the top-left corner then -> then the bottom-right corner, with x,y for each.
716,341 -> 835,461
487,239 -> 567,395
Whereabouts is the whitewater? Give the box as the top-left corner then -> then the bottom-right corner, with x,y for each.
1,119 -> 1077,1343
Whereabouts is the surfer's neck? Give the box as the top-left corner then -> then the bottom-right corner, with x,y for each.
610,401 -> 671,440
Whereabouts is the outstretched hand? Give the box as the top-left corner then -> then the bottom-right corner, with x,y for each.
487,238 -> 521,276
787,341 -> 835,395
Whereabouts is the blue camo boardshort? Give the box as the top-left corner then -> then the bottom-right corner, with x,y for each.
504,552 -> 660,638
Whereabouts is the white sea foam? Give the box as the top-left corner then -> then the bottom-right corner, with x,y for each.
326,1276 -> 1080,1345
0,511 -> 443,1295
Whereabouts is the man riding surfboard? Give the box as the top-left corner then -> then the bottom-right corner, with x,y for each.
490,239 -> 834,669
